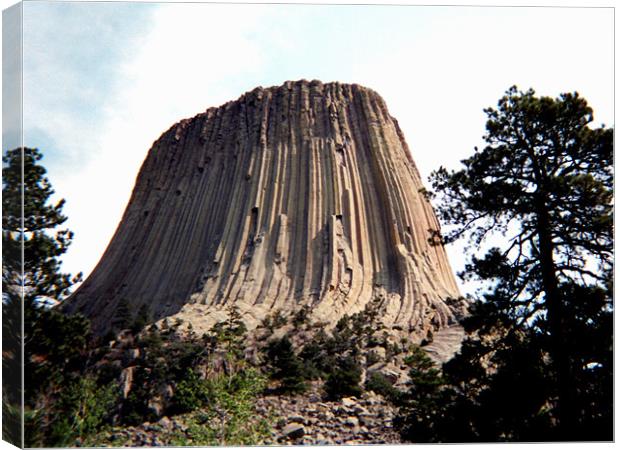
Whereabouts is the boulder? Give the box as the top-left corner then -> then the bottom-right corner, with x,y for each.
341,397 -> 357,407
288,414 -> 305,424
344,417 -> 359,427
281,423 -> 305,440
158,416 -> 173,429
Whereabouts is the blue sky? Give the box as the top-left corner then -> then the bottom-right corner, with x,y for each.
20,1 -> 153,169
3,0 -> 615,294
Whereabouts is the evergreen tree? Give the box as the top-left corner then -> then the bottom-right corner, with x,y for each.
2,147 -> 86,446
411,308 -> 555,442
264,336 -> 307,394
209,306 -> 248,364
396,346 -> 448,442
3,147 -> 82,305
130,303 -> 150,334
423,87 -> 612,440
112,297 -> 132,332
324,356 -> 362,400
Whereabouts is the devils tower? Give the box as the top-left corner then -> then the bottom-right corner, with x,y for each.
65,80 -> 464,344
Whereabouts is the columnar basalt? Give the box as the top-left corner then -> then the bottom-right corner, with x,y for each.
66,80 -> 464,340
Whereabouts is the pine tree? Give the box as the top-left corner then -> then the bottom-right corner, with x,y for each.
424,87 -> 612,440
3,147 -> 82,305
130,303 -> 150,334
396,346 -> 447,442
112,297 -> 132,332
324,356 -> 362,400
2,147 -> 86,446
264,336 -> 307,394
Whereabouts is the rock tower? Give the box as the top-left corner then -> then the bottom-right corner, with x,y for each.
66,80 -> 464,342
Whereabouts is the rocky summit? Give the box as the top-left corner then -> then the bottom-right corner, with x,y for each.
65,79 -> 465,349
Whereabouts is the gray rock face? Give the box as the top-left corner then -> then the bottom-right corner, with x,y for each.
65,79 -> 463,340
423,324 -> 466,363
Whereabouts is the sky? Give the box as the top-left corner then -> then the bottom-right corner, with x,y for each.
2,0 -> 615,296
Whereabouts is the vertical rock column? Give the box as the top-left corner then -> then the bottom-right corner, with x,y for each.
65,80 -> 462,339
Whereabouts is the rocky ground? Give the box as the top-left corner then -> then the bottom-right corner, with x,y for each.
77,309 -> 463,447
88,381 -> 401,446
258,383 -> 400,445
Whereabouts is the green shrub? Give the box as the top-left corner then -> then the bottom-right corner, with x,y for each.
173,369 -> 209,413
130,304 -> 150,334
96,362 -> 122,386
261,310 -> 287,333
324,356 -> 363,400
299,331 -> 335,378
50,377 -> 118,445
139,326 -> 163,349
120,327 -> 209,423
170,368 -> 269,446
112,298 -> 132,331
3,399 -> 22,447
292,305 -> 311,328
120,367 -> 158,426
209,307 -> 248,361
365,372 -> 404,404
395,345 -> 447,442
366,349 -> 381,366
264,336 -> 308,394
26,309 -> 91,403
24,408 -> 44,448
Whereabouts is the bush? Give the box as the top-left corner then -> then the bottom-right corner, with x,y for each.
131,304 -> 150,334
264,337 -> 308,394
324,356 -> 362,400
24,308 -> 94,446
120,326 -> 210,424
366,349 -> 381,366
395,346 -> 447,442
96,362 -> 122,386
299,331 -> 335,378
50,377 -> 118,446
26,309 -> 91,403
261,310 -> 287,333
292,305 -> 311,328
3,399 -> 22,447
170,368 -> 269,446
209,307 -> 248,361
121,385 -> 157,426
365,372 -> 404,404
112,298 -> 132,331
173,369 -> 210,413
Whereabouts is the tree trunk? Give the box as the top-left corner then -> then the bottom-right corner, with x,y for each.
536,203 -> 578,439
